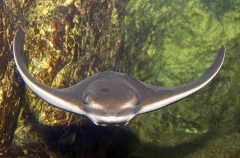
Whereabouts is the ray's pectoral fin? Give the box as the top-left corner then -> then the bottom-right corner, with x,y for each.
13,29 -> 87,115
139,46 -> 226,114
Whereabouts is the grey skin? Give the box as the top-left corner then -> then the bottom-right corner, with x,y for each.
13,29 -> 226,126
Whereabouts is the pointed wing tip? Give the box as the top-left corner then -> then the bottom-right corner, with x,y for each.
217,45 -> 226,65
14,29 -> 23,40
13,29 -> 23,50
220,45 -> 226,54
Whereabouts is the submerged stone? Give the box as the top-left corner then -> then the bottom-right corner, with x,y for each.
0,4 -> 22,150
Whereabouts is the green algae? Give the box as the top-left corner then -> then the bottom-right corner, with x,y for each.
124,0 -> 240,147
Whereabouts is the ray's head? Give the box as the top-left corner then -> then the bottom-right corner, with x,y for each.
81,72 -> 141,126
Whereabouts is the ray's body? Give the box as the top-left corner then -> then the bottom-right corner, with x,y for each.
13,30 -> 226,126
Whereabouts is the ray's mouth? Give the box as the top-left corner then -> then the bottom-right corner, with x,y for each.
96,122 -> 128,126
87,113 -> 135,126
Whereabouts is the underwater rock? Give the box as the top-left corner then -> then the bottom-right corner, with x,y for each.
15,0 -> 127,127
0,4 -> 22,149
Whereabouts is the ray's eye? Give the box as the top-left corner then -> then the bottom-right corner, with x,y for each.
83,93 -> 89,104
135,94 -> 140,105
